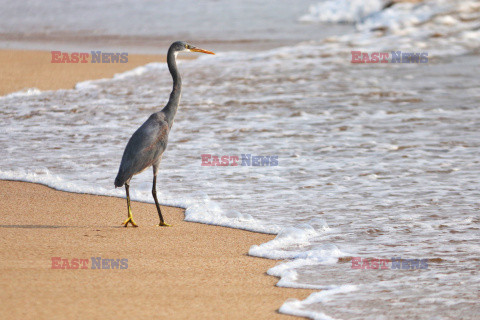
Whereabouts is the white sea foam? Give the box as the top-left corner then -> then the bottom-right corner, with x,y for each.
300,0 -> 384,23
184,201 -> 280,234
357,0 -> 448,32
266,244 -> 347,289
3,88 -> 42,98
279,285 -> 359,320
249,220 -> 331,259
249,221 -> 349,291
300,0 -> 480,57
75,63 -> 162,90
0,168 -> 279,234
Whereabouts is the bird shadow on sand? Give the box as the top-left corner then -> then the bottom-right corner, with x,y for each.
0,224 -> 126,229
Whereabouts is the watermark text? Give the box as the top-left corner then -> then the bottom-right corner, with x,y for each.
351,51 -> 428,63
201,154 -> 279,166
351,257 -> 428,269
51,51 -> 128,63
51,257 -> 128,269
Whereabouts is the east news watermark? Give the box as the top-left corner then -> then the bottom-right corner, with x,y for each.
51,257 -> 128,269
201,154 -> 279,166
51,51 -> 128,63
351,51 -> 428,63
351,257 -> 428,270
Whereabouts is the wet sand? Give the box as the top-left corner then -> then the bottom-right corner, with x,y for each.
0,50 -> 312,319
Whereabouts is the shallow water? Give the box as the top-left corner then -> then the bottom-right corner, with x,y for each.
0,0 -> 348,52
1,0 -> 480,319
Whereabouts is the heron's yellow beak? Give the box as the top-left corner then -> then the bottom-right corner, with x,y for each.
190,47 -> 215,55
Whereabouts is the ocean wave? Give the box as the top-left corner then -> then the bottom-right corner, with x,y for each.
299,0 -> 384,23
300,0 -> 480,57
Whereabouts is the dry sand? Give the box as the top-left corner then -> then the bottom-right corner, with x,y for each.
0,49 -> 167,96
0,50 -> 313,319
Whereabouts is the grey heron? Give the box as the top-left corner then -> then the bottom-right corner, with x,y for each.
114,41 -> 215,227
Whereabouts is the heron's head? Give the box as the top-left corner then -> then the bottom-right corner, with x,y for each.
171,41 -> 215,55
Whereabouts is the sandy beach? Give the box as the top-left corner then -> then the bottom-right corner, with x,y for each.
0,50 -> 312,319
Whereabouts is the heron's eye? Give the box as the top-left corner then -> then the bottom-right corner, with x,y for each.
185,44 -> 190,49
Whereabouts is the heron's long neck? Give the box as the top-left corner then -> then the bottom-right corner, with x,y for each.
162,48 -> 182,126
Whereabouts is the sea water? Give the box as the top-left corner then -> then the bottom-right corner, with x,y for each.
1,0 -> 479,319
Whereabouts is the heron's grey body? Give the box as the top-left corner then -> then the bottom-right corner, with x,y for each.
114,41 -> 214,227
114,110 -> 170,188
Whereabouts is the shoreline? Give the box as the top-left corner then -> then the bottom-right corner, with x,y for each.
0,48 -> 313,319
0,180 -> 312,319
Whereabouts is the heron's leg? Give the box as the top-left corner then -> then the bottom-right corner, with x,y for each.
122,183 -> 138,227
152,175 -> 171,227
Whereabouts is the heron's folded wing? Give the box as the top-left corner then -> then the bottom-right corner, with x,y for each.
117,115 -> 170,182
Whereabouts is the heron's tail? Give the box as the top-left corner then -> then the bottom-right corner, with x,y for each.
114,173 -> 125,188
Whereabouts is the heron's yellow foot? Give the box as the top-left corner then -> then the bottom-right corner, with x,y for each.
158,221 -> 172,227
122,217 -> 138,227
